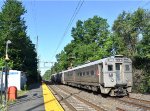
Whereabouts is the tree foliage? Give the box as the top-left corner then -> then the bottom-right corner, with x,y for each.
113,8 -> 150,93
112,8 -> 150,58
44,16 -> 112,78
42,70 -> 51,81
0,0 -> 38,83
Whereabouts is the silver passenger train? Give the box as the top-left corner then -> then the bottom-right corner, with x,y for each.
51,55 -> 132,96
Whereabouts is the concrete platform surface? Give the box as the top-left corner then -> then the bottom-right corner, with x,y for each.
8,83 -> 45,111
8,82 -> 64,111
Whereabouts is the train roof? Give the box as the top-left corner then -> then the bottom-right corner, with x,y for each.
62,56 -> 131,73
62,58 -> 106,73
51,73 -> 57,76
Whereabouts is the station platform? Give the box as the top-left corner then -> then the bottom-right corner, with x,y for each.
42,82 -> 64,111
8,82 -> 64,111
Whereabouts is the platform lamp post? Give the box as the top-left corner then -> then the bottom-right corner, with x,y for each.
4,40 -> 11,105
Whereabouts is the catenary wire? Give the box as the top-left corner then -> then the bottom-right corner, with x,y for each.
51,0 -> 84,61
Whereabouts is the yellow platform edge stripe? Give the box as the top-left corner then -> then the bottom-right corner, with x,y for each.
42,83 -> 64,111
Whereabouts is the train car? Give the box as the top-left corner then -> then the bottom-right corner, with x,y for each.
53,55 -> 132,96
56,72 -> 62,84
51,73 -> 57,83
51,72 -> 63,84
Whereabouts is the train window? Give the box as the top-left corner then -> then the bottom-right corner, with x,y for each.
91,70 -> 94,76
83,72 -> 85,76
80,72 -> 82,76
108,65 -> 113,71
86,71 -> 89,76
125,65 -> 130,71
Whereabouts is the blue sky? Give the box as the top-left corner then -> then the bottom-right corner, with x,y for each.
0,0 -> 150,75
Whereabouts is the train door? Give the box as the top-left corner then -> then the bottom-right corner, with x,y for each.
98,64 -> 103,84
73,70 -> 75,82
116,63 -> 123,84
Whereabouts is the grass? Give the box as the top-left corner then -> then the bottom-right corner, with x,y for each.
0,89 -> 28,111
17,90 -> 28,97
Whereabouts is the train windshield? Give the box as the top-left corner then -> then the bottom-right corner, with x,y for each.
108,65 -> 113,71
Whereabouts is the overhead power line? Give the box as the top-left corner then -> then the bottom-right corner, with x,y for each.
51,0 -> 84,60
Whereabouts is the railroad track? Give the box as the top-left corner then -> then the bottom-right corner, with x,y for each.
58,85 -> 150,111
58,85 -> 106,111
115,96 -> 150,111
46,82 -> 150,111
48,84 -> 76,111
48,84 -> 106,111
126,96 -> 150,106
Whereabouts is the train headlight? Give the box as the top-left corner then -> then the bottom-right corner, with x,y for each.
111,78 -> 114,82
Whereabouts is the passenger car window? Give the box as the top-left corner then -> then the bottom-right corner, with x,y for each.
83,72 -> 85,76
86,71 -> 89,76
108,65 -> 113,71
80,72 -> 82,76
91,70 -> 94,76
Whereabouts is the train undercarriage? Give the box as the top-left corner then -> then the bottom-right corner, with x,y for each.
65,81 -> 130,96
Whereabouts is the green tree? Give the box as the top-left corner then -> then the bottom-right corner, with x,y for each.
113,8 -> 150,93
112,8 -> 150,57
71,16 -> 110,64
51,16 -> 111,73
0,0 -> 38,83
56,50 -> 68,71
43,70 -> 51,81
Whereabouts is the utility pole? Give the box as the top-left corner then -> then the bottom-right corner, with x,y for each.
4,60 -> 8,103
